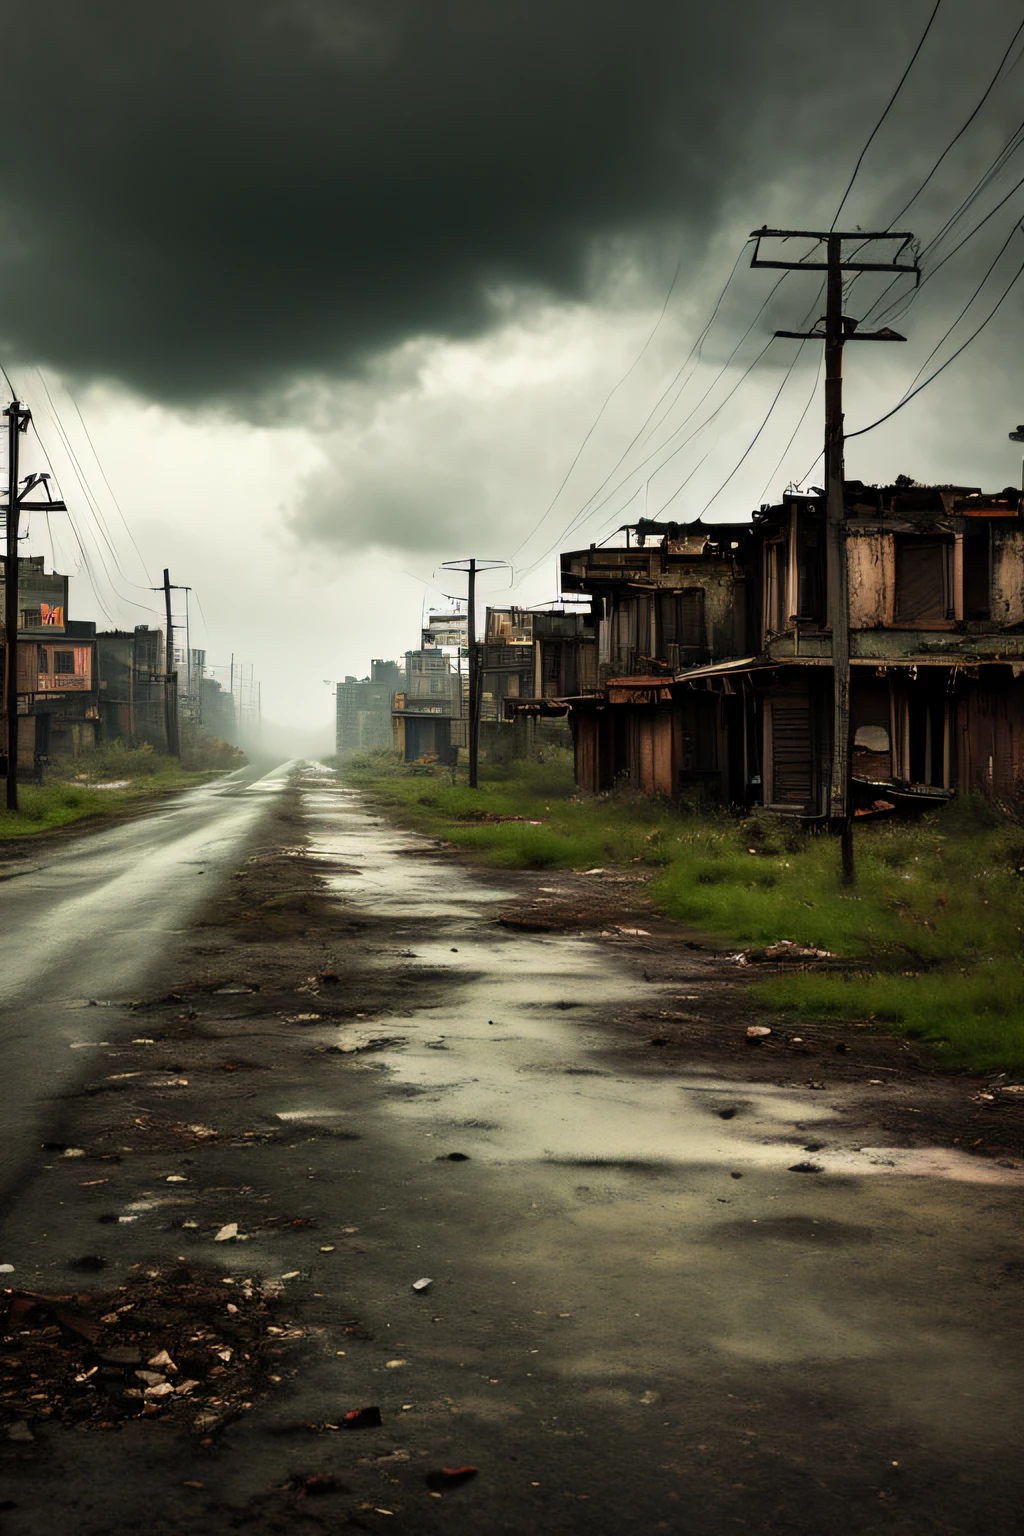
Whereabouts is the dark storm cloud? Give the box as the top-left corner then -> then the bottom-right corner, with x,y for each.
5,0 -> 1016,408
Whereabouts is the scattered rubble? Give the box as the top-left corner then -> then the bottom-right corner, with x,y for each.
1,1265 -> 300,1436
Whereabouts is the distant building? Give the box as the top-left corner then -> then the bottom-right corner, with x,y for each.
392,648 -> 462,761
1,556 -> 100,773
95,625 -> 169,750
336,659 -> 402,753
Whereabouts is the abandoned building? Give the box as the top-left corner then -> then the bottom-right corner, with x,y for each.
554,484 -> 1024,813
336,659 -> 403,753
556,522 -> 752,801
392,647 -> 465,762
95,626 -> 171,751
1,556 -> 101,771
480,605 -> 597,720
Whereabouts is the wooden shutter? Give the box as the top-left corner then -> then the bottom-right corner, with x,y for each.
896,539 -> 947,622
769,689 -> 814,806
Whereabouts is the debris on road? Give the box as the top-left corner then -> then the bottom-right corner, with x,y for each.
342,1405 -> 382,1429
746,1026 -> 772,1040
411,1278 -> 433,1293
788,1162 -> 824,1173
0,1266 -> 300,1436
425,1466 -> 479,1491
732,940 -> 837,966
214,1223 -> 239,1242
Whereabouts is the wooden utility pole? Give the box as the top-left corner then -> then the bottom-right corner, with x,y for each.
4,401 -> 24,811
2,402 -> 66,811
152,567 -> 189,758
441,558 -> 506,788
751,228 -> 919,880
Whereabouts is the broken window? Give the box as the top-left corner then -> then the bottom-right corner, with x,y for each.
795,520 -> 826,622
851,678 -> 892,781
961,531 -> 990,620
895,536 -> 953,623
53,650 -> 75,675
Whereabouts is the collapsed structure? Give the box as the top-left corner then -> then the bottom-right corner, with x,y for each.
501,480 -> 1024,813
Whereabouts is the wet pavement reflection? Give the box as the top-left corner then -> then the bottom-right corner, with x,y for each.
301,769 -> 1023,1188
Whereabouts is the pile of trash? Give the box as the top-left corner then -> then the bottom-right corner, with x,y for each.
731,939 -> 836,966
2,1263 -> 300,1441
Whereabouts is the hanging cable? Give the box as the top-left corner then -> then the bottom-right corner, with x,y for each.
45,371 -> 153,585
832,0 -> 944,229
847,242 -> 1024,442
507,235 -> 723,563
757,349 -> 824,504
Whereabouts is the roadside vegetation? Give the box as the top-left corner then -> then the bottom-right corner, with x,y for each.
337,747 -> 1024,1074
0,737 -> 245,841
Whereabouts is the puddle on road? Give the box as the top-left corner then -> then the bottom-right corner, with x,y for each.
297,769 -> 1021,1188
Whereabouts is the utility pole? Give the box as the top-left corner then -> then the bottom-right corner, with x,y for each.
441,558 -> 506,787
751,228 -> 919,881
152,568 -> 190,757
2,402 -> 66,811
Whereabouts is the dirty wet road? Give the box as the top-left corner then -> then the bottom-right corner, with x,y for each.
0,759 -> 292,1194
1,764 -> 1021,1534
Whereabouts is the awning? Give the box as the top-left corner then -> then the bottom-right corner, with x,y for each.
674,656 -> 830,683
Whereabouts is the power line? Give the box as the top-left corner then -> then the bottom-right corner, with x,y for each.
507,235 -> 702,563
901,216 -> 1023,395
693,342 -> 807,517
514,335 -> 777,583
52,373 -> 153,585
846,240 -> 1024,442
832,0 -> 944,229
887,16 -> 1024,230
757,348 -> 824,503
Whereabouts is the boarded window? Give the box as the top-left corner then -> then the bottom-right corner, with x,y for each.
541,642 -> 561,694
895,537 -> 952,623
768,688 -> 814,807
657,590 -> 705,654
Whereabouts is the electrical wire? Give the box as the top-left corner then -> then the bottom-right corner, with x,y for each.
50,372 -> 153,585
27,406 -> 157,623
514,335 -> 777,583
885,16 -> 1024,231
901,215 -> 1023,395
508,234 -> 710,563
832,0 -> 944,229
757,348 -> 824,504
32,369 -> 152,600
846,239 -> 1024,442
693,338 -> 818,518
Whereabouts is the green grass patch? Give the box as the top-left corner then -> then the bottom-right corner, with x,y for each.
336,749 -> 1024,1074
0,742 -> 235,839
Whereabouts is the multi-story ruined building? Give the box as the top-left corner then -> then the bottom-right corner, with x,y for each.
1,556 -> 100,772
557,483 -> 1024,813
558,522 -> 751,800
336,659 -> 402,753
392,648 -> 464,762
479,606 -> 597,722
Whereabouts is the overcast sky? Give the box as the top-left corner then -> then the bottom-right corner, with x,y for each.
3,0 -> 1023,737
